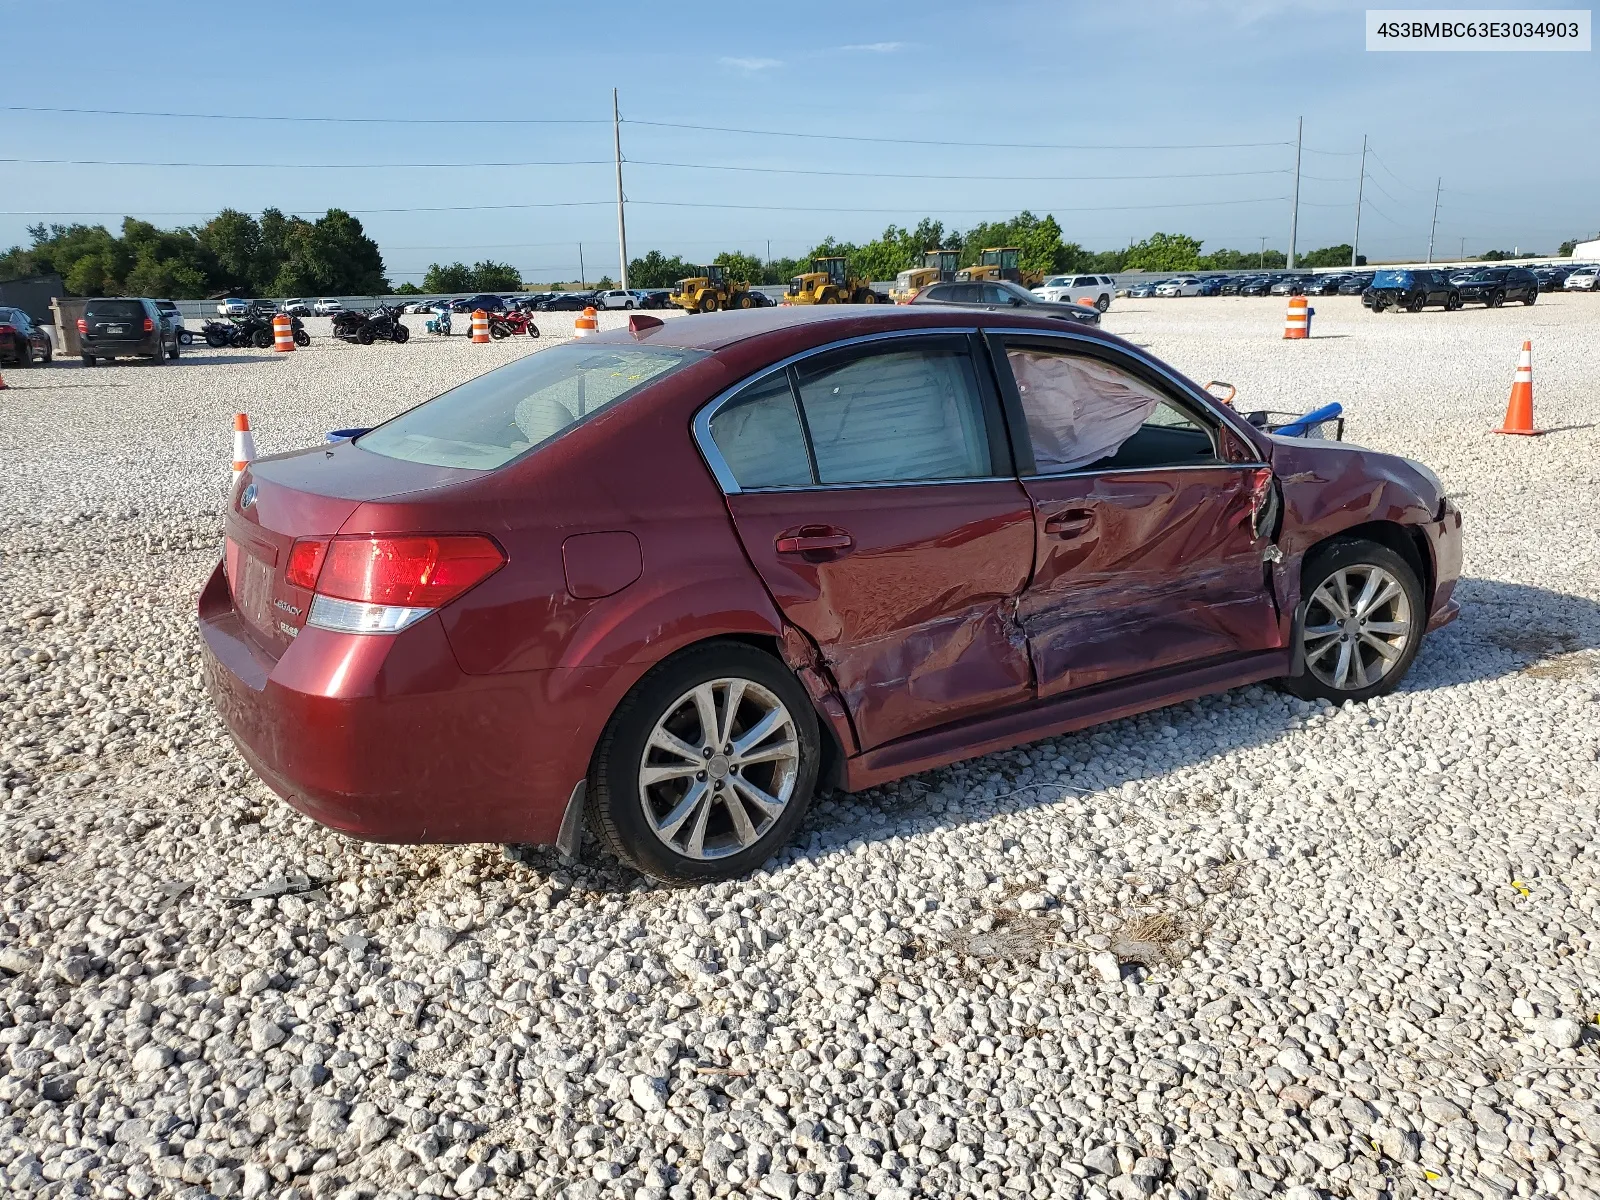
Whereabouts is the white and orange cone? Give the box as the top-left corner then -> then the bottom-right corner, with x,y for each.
470,310 -> 490,344
573,306 -> 598,337
232,413 -> 257,480
1494,340 -> 1541,435
0,370 -> 8,390
1283,295 -> 1308,339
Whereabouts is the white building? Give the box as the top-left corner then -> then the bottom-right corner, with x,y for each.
1573,238 -> 1600,259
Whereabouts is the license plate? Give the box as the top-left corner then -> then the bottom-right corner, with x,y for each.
233,549 -> 277,635
105,325 -> 125,334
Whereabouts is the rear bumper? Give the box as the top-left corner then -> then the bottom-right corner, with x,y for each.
83,338 -> 160,356
197,561 -> 607,846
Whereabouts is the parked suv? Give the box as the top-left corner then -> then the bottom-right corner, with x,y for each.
313,298 -> 345,316
153,299 -> 193,346
1362,269 -> 1461,312
0,307 -> 53,367
78,298 -> 179,365
1451,267 -> 1538,307
1562,266 -> 1598,292
1033,274 -> 1115,310
281,299 -> 312,316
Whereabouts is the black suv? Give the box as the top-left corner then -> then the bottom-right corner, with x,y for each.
78,298 -> 180,365
1451,267 -> 1538,307
1362,269 -> 1460,313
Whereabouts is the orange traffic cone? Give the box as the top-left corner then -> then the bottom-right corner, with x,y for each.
1494,340 -> 1541,436
573,307 -> 598,337
232,413 -> 257,480
0,370 -> 7,390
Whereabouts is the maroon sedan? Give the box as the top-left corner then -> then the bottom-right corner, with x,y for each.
200,306 -> 1461,882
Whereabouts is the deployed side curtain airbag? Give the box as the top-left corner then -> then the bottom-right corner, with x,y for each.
1009,350 -> 1162,472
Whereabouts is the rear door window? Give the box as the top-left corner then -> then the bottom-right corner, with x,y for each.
358,342 -> 704,470
708,372 -> 813,489
85,300 -> 145,324
792,341 -> 996,485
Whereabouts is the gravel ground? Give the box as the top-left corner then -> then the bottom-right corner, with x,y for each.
0,295 -> 1596,1200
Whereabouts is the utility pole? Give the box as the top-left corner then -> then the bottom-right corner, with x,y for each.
767,239 -> 771,264
612,88 -> 629,291
1352,134 -> 1367,268
1259,236 -> 1267,268
1459,236 -> 1466,260
1288,116 -> 1302,270
1427,177 -> 1441,263
578,242 -> 585,288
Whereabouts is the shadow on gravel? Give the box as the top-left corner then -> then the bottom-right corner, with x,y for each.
521,575 -> 1600,890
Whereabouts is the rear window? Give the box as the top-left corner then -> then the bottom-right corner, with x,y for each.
1372,270 -> 1411,288
86,300 -> 145,322
357,342 -> 705,470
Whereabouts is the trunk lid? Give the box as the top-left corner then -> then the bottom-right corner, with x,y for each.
225,440 -> 484,657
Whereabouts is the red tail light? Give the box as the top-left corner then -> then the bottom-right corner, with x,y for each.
143,317 -> 154,332
309,535 -> 505,608
76,318 -> 87,334
0,325 -> 14,336
285,539 -> 328,590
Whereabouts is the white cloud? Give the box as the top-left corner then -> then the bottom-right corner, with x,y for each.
839,41 -> 906,53
718,56 -> 782,72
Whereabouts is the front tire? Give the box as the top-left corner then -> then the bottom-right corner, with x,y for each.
1096,294 -> 1110,311
179,330 -> 194,346
294,329 -> 310,346
356,326 -> 375,345
698,296 -> 719,314
1282,539 -> 1425,704
392,324 -> 409,343
586,642 -> 821,883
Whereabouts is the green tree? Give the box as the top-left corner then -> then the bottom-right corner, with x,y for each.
422,263 -> 473,292
958,212 -> 1075,276
470,260 -> 522,291
712,250 -> 763,284
393,281 -> 423,295
628,250 -> 693,289
762,256 -> 807,285
1300,244 -> 1364,268
197,209 -> 261,292
1557,239 -> 1578,256
1124,232 -> 1203,272
595,275 -> 615,289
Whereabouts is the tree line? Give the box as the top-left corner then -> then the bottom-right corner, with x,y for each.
6,208 -> 1576,299
0,209 -> 388,298
624,216 -> 1371,289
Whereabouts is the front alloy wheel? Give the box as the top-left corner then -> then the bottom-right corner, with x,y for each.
1285,539 -> 1423,702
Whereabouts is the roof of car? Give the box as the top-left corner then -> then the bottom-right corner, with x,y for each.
587,303 -> 1122,353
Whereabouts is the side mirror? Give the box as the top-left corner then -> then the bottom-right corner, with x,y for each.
1011,296 -> 1026,306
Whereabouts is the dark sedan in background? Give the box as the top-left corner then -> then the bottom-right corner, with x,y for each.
1338,273 -> 1376,295
0,307 -> 53,367
1450,267 -> 1538,307
1238,276 -> 1277,296
910,279 -> 1100,324
538,293 -> 600,312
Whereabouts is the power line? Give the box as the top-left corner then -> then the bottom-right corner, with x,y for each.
0,105 -> 607,126
627,159 -> 1290,183
631,196 -> 1291,214
1,156 -> 612,169
624,118 -> 1291,152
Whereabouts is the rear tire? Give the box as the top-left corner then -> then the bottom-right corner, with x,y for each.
168,339 -> 179,360
1524,291 -> 1536,306
251,328 -> 272,349
356,326 -> 375,345
81,355 -> 95,367
1282,538 -> 1425,704
1096,294 -> 1110,311
585,642 -> 821,884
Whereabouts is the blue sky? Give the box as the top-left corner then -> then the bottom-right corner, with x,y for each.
2,0 -> 1594,281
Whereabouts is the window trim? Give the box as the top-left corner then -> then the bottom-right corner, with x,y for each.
694,327 -> 1016,495
980,327 -> 1269,478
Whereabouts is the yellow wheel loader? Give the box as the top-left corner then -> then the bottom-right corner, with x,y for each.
956,247 -> 1044,288
890,249 -> 962,303
784,257 -> 881,305
669,264 -> 755,314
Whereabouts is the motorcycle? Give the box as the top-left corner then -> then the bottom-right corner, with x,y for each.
425,307 -> 452,336
333,304 -> 410,345
202,307 -> 310,349
489,310 -> 539,339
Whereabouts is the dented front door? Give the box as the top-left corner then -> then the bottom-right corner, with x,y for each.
725,482 -> 1035,751
1020,466 -> 1282,698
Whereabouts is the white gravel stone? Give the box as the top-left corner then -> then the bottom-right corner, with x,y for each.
0,296 -> 1597,1200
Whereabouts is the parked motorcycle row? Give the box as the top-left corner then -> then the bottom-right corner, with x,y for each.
423,307 -> 541,339
201,305 -> 310,350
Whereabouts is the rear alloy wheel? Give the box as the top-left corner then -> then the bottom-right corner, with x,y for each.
587,643 -> 820,883
1409,295 -> 1425,313
1283,539 -> 1424,704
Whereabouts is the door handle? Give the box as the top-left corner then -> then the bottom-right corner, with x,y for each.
1043,509 -> 1095,539
775,526 -> 854,555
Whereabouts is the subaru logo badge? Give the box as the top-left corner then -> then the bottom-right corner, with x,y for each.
239,484 -> 257,511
